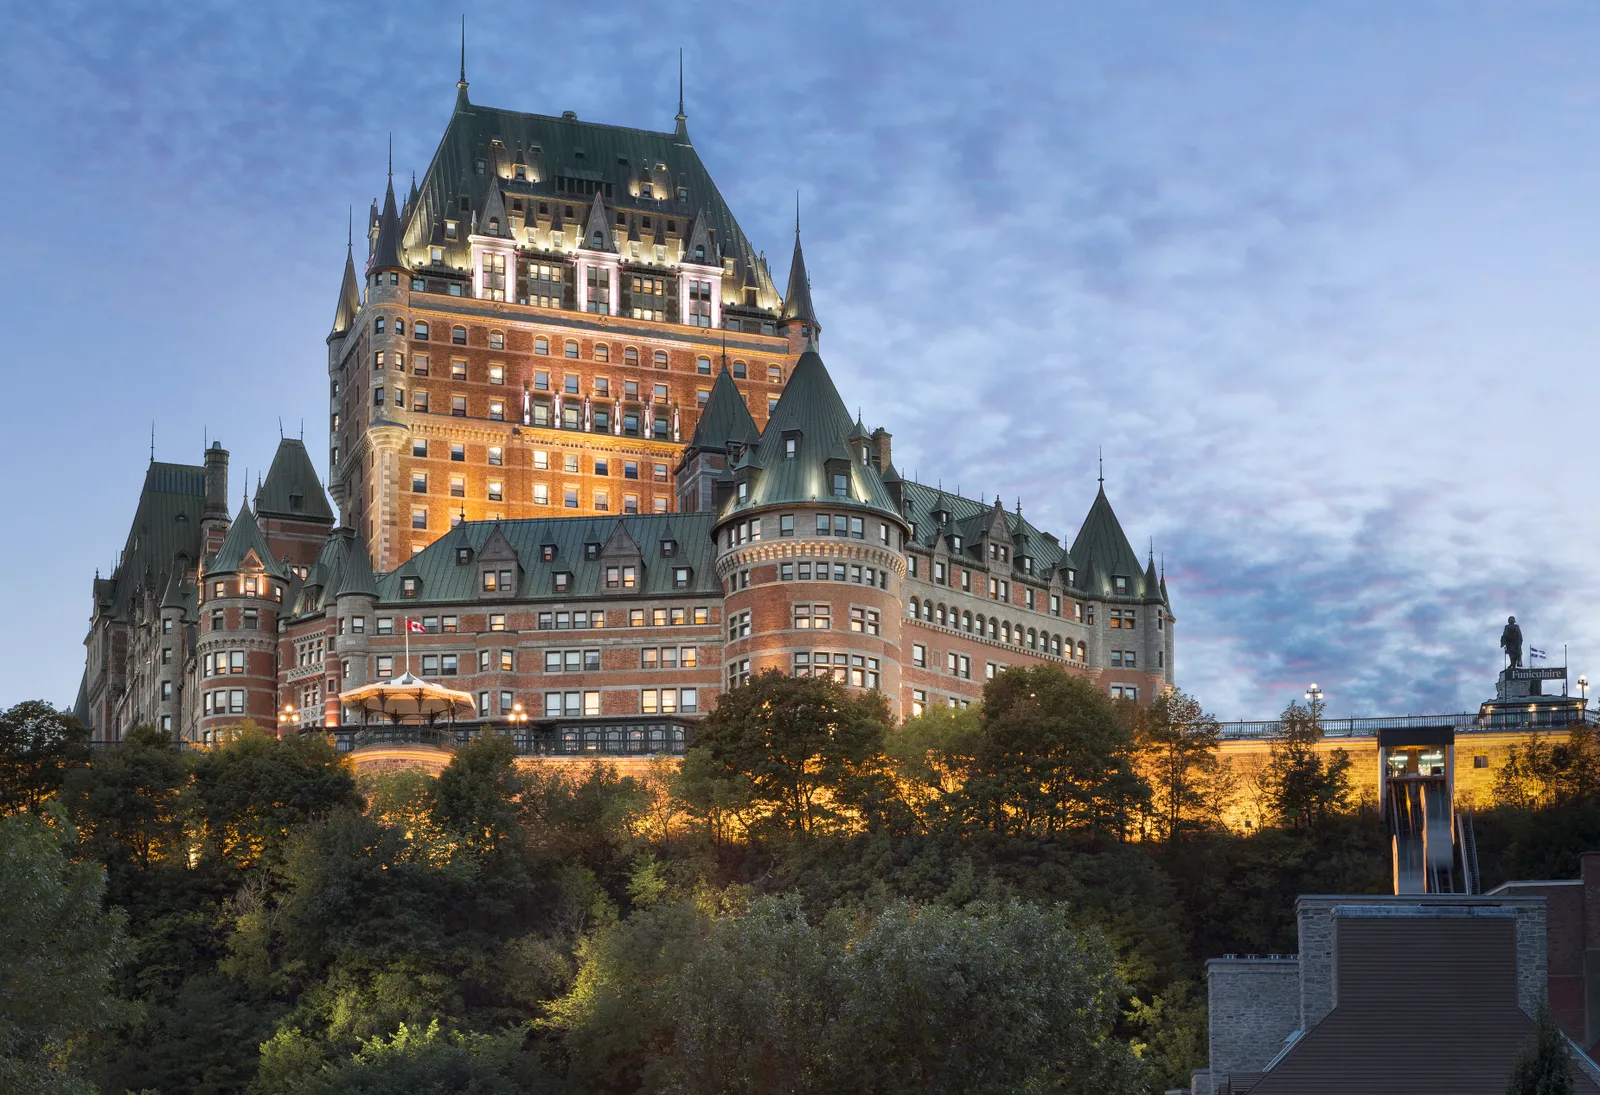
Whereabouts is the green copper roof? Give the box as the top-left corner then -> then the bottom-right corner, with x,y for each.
254,439 -> 335,523
103,462 -> 207,623
716,348 -> 903,525
1069,486 -> 1156,599
399,98 -> 778,305
684,366 -> 758,454
899,479 -> 1078,585
371,173 -> 404,273
335,534 -> 380,598
780,228 -> 820,332
209,501 -> 288,579
372,512 -> 718,605
330,244 -> 361,338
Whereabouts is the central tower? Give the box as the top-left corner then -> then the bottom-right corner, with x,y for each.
325,64 -> 822,571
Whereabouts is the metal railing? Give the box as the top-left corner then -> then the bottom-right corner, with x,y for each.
1217,708 -> 1599,741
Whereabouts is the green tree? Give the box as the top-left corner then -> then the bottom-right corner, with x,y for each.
190,725 -> 359,869
255,1020 -> 550,1095
1506,1001 -> 1572,1095
678,671 -> 895,839
1493,728 -> 1600,811
1136,687 -> 1227,842
1266,694 -> 1351,832
432,732 -> 523,860
62,724 -> 190,874
0,701 -> 89,815
886,703 -> 983,832
964,667 -> 1148,838
0,812 -> 129,1094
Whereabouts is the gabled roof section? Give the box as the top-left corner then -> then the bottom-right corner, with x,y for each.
898,479 -> 1076,580
682,209 -> 714,264
329,242 -> 361,339
370,172 -> 404,274
254,439 -> 335,523
580,192 -> 614,251
601,520 -> 643,559
102,461 -> 207,623
372,513 -> 719,604
479,524 -> 520,563
684,366 -> 758,454
716,348 -> 903,525
209,501 -> 287,579
474,175 -> 510,238
780,226 -> 821,333
1069,486 -> 1149,598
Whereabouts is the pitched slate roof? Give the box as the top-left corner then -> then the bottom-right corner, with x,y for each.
372,513 -> 718,605
1069,485 -> 1157,600
330,242 -> 361,339
209,501 -> 287,579
899,479 -> 1078,584
254,439 -> 335,523
685,366 -> 758,454
716,348 -> 902,525
103,462 -> 207,622
370,172 -> 404,273
398,97 -> 778,305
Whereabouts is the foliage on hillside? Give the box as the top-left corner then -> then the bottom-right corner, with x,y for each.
4,673 -> 1587,1094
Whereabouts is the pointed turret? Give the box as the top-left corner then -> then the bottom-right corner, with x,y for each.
455,15 -> 471,114
329,220 -> 362,341
1069,485 -> 1147,597
209,500 -> 287,578
1144,554 -> 1161,601
780,211 -> 821,338
683,209 -> 714,265
581,192 -> 614,252
476,175 -> 509,238
335,535 -> 380,599
674,47 -> 690,144
408,171 -> 420,210
370,164 -> 404,274
686,366 -> 758,454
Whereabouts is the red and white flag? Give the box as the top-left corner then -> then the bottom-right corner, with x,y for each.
406,618 -> 426,634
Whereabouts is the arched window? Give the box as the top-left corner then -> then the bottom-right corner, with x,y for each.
654,350 -> 669,369
1077,641 -> 1087,662
922,601 -> 933,622
594,344 -> 610,363
489,330 -> 504,350
415,321 -> 430,340
987,618 -> 997,639
564,340 -> 579,359
451,325 -> 467,345
1002,622 -> 1011,644
624,347 -> 639,366
489,217 -> 500,233
374,316 -> 385,334
1027,628 -> 1037,650
732,360 -> 747,378
936,604 -> 947,627
534,336 -> 549,355
962,611 -> 972,632
1051,636 -> 1062,656
696,355 -> 711,375
395,319 -> 404,336
592,231 -> 604,248
908,598 -> 919,618
769,364 -> 783,382
694,245 -> 706,261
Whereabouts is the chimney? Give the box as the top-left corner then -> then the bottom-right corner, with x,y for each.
871,427 -> 892,474
202,441 -> 230,556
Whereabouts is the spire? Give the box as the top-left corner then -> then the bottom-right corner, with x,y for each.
455,15 -> 471,112
1070,483 -> 1146,597
370,145 -> 404,273
409,171 -> 419,210
780,200 -> 821,337
674,48 -> 690,142
330,208 -> 362,339
580,190 -> 614,252
686,365 -> 759,454
476,174 -> 509,238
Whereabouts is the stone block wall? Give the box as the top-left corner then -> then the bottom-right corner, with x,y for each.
1205,957 -> 1299,1095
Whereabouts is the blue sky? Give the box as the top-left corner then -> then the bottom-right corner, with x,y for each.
3,1 -> 1598,719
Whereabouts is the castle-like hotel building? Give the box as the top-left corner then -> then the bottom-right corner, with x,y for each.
77,70 -> 1173,750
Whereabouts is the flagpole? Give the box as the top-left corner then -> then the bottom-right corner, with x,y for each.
404,620 -> 410,678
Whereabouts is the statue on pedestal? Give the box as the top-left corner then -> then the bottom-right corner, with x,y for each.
1500,616 -> 1523,669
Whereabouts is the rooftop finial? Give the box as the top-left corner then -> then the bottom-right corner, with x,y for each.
387,134 -> 393,180
676,47 -> 685,122
796,190 -> 801,237
1098,446 -> 1104,486
346,205 -> 352,252
149,421 -> 155,464
459,15 -> 468,89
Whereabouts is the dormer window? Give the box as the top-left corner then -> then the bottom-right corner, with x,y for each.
673,567 -> 692,588
738,481 -> 749,502
584,542 -> 601,560
242,576 -> 258,596
1113,575 -> 1130,595
402,577 -> 419,597
831,474 -> 847,497
1066,568 -> 1078,586
553,572 -> 571,593
693,245 -> 706,261
660,539 -> 678,557
445,220 -> 459,240
951,536 -> 962,552
541,544 -> 557,562
456,547 -> 471,565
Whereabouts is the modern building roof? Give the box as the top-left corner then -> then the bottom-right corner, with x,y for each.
372,512 -> 719,605
254,439 -> 335,523
716,348 -> 903,526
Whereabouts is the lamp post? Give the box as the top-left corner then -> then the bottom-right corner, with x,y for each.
278,703 -> 300,731
1304,683 -> 1323,707
1579,675 -> 1589,705
508,701 -> 529,749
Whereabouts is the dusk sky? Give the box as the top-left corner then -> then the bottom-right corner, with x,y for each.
4,2 -> 1599,720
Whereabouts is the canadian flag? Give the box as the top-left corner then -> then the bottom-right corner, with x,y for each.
406,618 -> 426,634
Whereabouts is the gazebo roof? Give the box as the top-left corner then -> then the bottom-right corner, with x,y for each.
339,672 -> 475,721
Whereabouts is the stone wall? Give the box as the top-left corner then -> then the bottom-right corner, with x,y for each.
1205,956 -> 1299,1095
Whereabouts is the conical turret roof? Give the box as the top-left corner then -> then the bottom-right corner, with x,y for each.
716,348 -> 902,524
335,534 -> 379,598
685,366 -> 758,454
370,173 -> 404,273
1069,485 -> 1148,597
780,227 -> 820,334
329,241 -> 361,340
581,193 -> 614,252
209,500 -> 287,578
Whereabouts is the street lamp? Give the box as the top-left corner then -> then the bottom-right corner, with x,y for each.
279,703 -> 300,729
508,702 -> 529,729
1305,683 -> 1323,707
1579,675 -> 1589,704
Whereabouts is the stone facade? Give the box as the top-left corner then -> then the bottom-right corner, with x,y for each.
1204,956 -> 1300,1094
